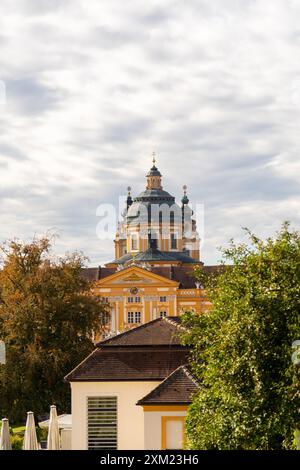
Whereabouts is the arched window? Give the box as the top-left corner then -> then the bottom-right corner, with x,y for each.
171,233 -> 177,249
170,211 -> 175,227
131,233 -> 138,250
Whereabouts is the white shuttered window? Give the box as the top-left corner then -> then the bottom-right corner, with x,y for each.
87,397 -> 117,450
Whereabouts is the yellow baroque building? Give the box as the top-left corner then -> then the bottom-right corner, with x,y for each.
83,157 -> 217,333
68,160 -> 223,450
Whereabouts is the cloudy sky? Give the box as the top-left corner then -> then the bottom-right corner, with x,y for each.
0,0 -> 300,266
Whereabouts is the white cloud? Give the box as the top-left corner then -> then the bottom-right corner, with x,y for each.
0,0 -> 299,265
267,152 -> 300,183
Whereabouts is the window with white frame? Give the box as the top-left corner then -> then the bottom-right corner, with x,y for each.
160,311 -> 167,318
160,296 -> 167,302
135,311 -> 141,323
127,296 -> 141,303
127,311 -> 141,324
127,311 -> 134,323
87,396 -> 117,450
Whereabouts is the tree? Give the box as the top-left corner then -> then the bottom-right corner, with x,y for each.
0,237 -> 109,422
182,223 -> 300,449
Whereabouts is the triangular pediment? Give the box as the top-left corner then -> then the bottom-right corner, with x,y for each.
95,265 -> 179,287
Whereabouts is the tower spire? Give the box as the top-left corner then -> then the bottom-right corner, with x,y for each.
152,151 -> 156,166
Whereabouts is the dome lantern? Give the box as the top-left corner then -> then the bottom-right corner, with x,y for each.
146,152 -> 162,190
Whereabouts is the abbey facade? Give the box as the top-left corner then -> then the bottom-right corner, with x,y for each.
68,159 -> 221,450
83,158 -> 218,333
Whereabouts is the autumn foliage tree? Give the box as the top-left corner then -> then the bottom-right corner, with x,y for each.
0,237 -> 108,422
182,223 -> 300,449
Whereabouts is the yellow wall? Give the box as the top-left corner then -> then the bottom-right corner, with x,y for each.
96,287 -> 207,331
143,409 -> 187,450
95,290 -> 207,333
119,219 -> 200,260
93,266 -> 209,334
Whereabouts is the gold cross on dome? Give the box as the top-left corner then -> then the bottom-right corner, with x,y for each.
152,151 -> 156,165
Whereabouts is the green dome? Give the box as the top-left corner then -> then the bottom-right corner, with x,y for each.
146,165 -> 162,177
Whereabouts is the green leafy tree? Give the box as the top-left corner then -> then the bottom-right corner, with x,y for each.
0,237 -> 109,422
182,223 -> 300,449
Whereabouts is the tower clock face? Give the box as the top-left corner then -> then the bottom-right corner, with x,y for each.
130,287 -> 139,295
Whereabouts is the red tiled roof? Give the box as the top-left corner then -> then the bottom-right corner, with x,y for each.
65,347 -> 189,382
136,365 -> 199,405
81,267 -> 116,282
96,317 -> 185,348
81,267 -> 100,282
64,317 -> 190,382
203,265 -> 227,276
81,265 -> 226,288
99,267 -> 118,279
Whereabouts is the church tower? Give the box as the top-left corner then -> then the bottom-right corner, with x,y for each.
88,156 -> 210,334
111,155 -> 201,268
